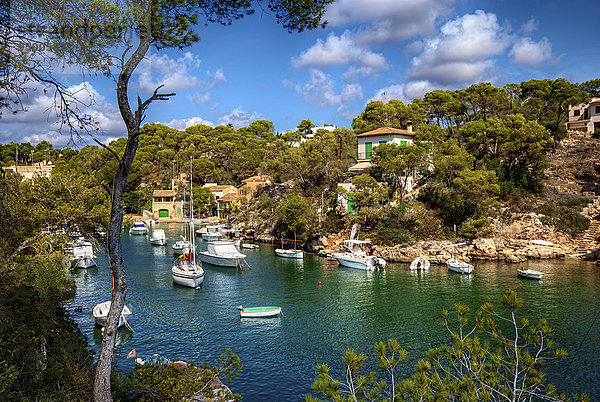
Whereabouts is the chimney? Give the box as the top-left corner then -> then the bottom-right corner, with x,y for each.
406,121 -> 413,133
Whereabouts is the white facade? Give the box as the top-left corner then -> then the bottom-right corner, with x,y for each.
566,98 -> 600,133
355,126 -> 415,160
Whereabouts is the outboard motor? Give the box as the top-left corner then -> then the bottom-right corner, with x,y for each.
370,256 -> 381,270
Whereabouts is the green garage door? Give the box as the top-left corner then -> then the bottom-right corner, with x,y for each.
158,209 -> 169,218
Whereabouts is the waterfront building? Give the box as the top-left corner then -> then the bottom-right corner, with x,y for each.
203,184 -> 238,217
566,97 -> 600,133
237,175 -> 272,200
4,160 -> 54,179
152,189 -> 182,221
349,125 -> 415,173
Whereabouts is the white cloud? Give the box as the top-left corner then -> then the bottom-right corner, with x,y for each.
521,18 -> 538,36
326,0 -> 454,44
164,117 -> 215,130
285,69 -> 364,107
186,92 -> 212,104
205,69 -> 227,89
509,37 -> 554,67
407,10 -> 511,84
138,52 -> 201,93
292,32 -> 387,72
0,81 -> 125,145
373,81 -> 436,103
218,108 -> 263,128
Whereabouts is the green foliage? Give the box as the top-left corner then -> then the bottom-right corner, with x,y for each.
351,174 -> 388,213
0,259 -> 94,400
113,349 -> 242,401
371,143 -> 427,200
593,129 -> 600,139
458,216 -> 492,240
278,194 -> 315,238
537,201 -> 590,237
308,291 -> 581,401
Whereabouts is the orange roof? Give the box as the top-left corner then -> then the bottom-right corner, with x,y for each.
206,185 -> 237,192
153,189 -> 176,197
356,126 -> 414,138
590,97 -> 600,104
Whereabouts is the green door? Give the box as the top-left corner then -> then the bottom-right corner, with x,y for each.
159,209 -> 169,218
365,142 -> 372,159
347,193 -> 355,214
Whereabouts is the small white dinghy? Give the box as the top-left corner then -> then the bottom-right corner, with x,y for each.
517,267 -> 544,280
241,243 -> 259,249
275,249 -> 304,259
237,305 -> 282,318
92,301 -> 132,328
149,229 -> 167,246
410,256 -> 430,271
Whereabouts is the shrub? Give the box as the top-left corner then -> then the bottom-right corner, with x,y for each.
537,201 -> 590,237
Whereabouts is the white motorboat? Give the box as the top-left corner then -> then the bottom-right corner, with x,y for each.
69,238 -> 97,269
333,240 -> 386,271
129,221 -> 148,235
92,301 -> 132,328
149,228 -> 167,246
171,239 -> 193,255
517,268 -> 544,279
410,256 -> 430,271
446,258 -> 473,274
198,240 -> 246,268
202,226 -> 223,242
241,243 -> 259,249
275,249 -> 304,259
171,157 -> 204,288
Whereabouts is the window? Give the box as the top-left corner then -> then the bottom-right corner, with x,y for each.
573,109 -> 580,117
400,140 -> 408,146
379,141 -> 387,146
596,106 -> 600,114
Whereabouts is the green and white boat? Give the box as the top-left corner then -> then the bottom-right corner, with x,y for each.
237,306 -> 282,318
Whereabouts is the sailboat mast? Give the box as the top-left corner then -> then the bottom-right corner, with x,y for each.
190,157 -> 196,266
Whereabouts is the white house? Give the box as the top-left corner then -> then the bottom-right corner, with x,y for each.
349,126 -> 415,172
566,98 -> 600,133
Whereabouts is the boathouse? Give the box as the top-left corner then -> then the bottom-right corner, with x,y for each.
152,189 -> 182,221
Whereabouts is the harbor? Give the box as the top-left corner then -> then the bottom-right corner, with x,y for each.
68,223 -> 600,401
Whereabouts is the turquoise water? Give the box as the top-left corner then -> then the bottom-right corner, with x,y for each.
68,223 -> 600,401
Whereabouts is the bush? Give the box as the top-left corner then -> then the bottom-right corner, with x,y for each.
537,201 -> 590,237
593,129 -> 600,139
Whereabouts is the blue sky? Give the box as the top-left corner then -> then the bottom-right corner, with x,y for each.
1,0 -> 599,147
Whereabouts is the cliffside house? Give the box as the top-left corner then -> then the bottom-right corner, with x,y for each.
349,125 -> 416,173
203,184 -> 238,218
566,98 -> 600,133
237,175 -> 272,200
4,160 -> 54,179
152,189 -> 182,221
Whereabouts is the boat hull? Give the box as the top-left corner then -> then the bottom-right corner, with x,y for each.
92,302 -> 132,328
275,249 -> 304,259
171,261 -> 204,287
198,252 -> 243,267
333,253 -> 386,270
149,238 -> 167,246
240,307 -> 281,318
517,269 -> 544,279
410,257 -> 430,271
129,228 -> 148,235
446,258 -> 473,274
72,257 -> 97,269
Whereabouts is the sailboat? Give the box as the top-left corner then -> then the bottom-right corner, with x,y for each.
171,158 -> 204,288
275,232 -> 303,259
445,225 -> 473,274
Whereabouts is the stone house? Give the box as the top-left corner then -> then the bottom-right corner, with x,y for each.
152,189 -> 182,221
566,97 -> 600,133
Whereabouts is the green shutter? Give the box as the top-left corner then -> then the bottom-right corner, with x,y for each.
365,142 -> 372,159
400,140 -> 408,146
379,141 -> 386,146
347,193 -> 355,213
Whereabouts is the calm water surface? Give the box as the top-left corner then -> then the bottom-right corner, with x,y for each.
68,223 -> 600,401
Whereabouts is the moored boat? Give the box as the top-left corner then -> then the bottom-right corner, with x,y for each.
446,258 -> 473,274
333,240 -> 386,271
171,239 -> 193,255
410,256 -> 430,271
202,226 -> 223,242
198,240 -> 246,268
517,267 -> 544,279
69,238 -> 97,269
237,305 -> 282,318
129,221 -> 148,235
149,228 -> 167,246
92,301 -> 132,328
275,249 -> 304,259
241,243 -> 259,249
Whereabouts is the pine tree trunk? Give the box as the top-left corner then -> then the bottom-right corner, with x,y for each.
93,12 -> 151,400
